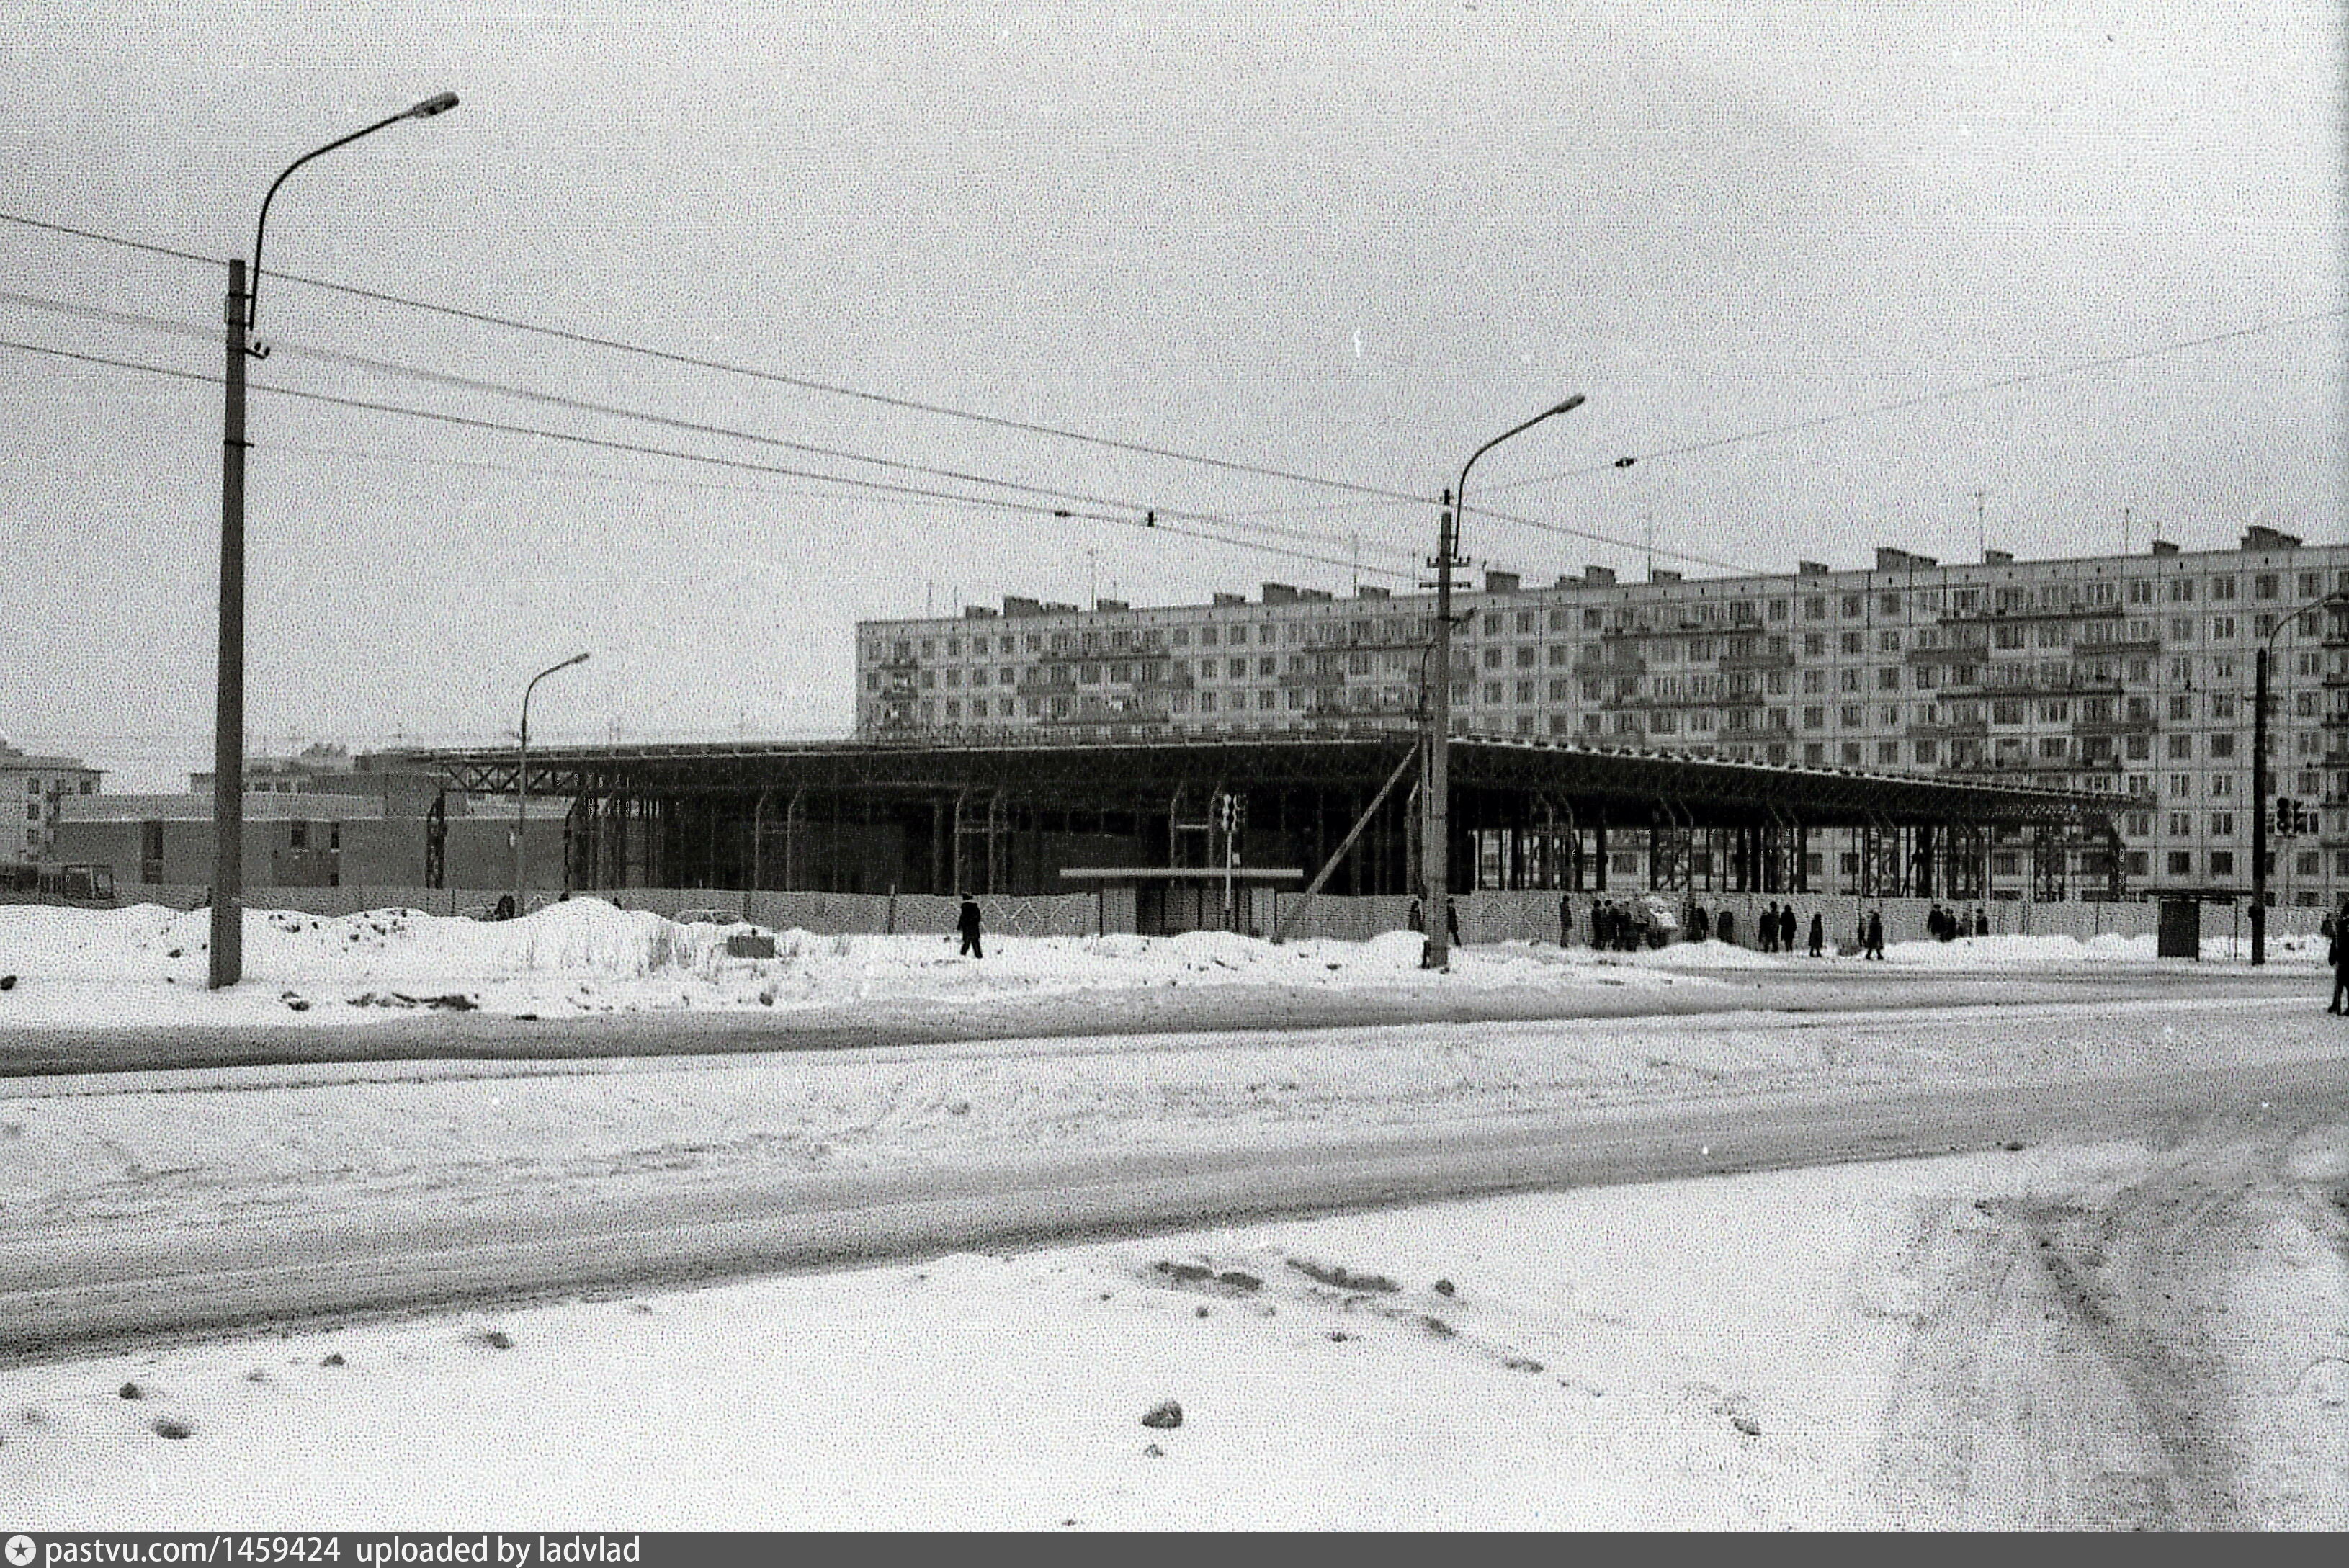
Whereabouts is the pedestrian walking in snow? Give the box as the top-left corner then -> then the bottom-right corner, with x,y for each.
1759,902 -> 1778,953
1558,893 -> 1574,946
1974,908 -> 1990,937
1778,904 -> 1797,952
957,894 -> 984,959
1689,905 -> 1710,943
1446,897 -> 1460,944
1807,910 -> 1824,957
1717,908 -> 1736,947
1865,908 -> 1886,959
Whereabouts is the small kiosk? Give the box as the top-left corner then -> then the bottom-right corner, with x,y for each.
1059,866 -> 1304,938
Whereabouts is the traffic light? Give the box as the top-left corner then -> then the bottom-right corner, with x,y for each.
2276,797 -> 2296,836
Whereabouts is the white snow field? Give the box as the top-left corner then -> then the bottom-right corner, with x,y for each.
3,1134 -> 2343,1531
0,896 -> 2322,1029
1,898 -> 2343,1528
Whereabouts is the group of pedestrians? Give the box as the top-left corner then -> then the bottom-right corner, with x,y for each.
1741,900 -> 1820,956
1926,903 -> 1990,941
1578,897 -> 1655,951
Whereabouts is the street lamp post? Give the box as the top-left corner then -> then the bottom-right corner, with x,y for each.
515,652 -> 591,915
1422,395 -> 1585,969
2251,588 -> 2349,964
210,92 -> 459,989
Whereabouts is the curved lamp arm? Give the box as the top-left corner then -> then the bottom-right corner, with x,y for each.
246,92 -> 458,343
1452,394 -> 1584,555
519,650 -> 592,750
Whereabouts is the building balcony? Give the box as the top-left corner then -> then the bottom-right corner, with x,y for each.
1936,601 -> 2124,624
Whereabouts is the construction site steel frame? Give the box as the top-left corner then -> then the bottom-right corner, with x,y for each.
407,731 -> 2120,902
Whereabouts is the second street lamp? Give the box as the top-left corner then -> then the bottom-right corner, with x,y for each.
1423,394 -> 1586,969
515,652 -> 591,917
211,91 -> 459,989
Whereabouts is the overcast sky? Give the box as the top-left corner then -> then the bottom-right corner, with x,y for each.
2,1 -> 2341,789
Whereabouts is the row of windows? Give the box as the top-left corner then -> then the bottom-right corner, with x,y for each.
872,568 -> 2349,661
8,776 -> 97,798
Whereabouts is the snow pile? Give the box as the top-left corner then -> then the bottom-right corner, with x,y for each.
0,898 -> 1724,1027
0,897 -> 2321,1029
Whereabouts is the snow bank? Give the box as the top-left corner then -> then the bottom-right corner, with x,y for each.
0,896 -> 2317,1030
0,898 -> 1719,1027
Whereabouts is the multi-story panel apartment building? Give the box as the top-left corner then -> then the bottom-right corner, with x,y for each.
855,529 -> 2349,902
0,738 -> 104,867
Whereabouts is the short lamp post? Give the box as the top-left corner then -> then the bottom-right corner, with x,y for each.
2251,588 -> 2349,964
210,92 -> 458,989
515,652 -> 591,915
1422,394 -> 1585,969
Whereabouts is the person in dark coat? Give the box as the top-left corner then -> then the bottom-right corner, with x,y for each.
1807,909 -> 1824,957
1558,893 -> 1574,946
1408,896 -> 1424,932
1778,904 -> 1797,953
957,894 -> 983,959
1716,908 -> 1736,946
1689,904 -> 1709,943
1446,897 -> 1461,944
1975,908 -> 1990,937
1758,902 -> 1778,953
2331,902 -> 2349,1013
1865,908 -> 1886,959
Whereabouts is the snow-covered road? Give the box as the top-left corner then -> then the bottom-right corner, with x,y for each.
3,899 -> 2345,1526
3,998 -> 2342,1361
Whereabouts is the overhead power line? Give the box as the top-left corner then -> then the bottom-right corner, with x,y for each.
0,207 -> 1422,502
1,285 -> 1423,565
1487,305 -> 2349,496
0,210 -> 1747,571
0,335 -> 1408,581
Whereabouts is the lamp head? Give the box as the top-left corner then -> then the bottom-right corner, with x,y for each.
1549,394 -> 1587,416
562,651 -> 591,670
407,92 -> 460,119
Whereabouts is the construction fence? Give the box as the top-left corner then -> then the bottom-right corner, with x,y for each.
45,882 -> 2332,955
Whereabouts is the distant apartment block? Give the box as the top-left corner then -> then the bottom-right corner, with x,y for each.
856,529 -> 2349,902
0,738 -> 103,866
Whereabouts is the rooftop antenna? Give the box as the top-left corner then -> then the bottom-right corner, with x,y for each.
1972,488 -> 1987,560
1086,550 -> 1099,611
2122,504 -> 2132,555
1643,506 -> 1654,581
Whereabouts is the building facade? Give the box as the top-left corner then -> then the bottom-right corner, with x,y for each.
855,529 -> 2349,904
0,740 -> 104,869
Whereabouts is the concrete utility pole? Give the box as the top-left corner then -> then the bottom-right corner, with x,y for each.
1423,395 -> 1585,969
210,92 -> 458,989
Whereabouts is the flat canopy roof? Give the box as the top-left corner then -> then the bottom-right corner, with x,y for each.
1058,866 -> 1305,883
391,727 -> 2116,830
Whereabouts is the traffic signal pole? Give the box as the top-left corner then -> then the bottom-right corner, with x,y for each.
2252,642 -> 2269,964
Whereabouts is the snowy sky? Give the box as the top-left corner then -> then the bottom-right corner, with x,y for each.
1,1 -> 2341,789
